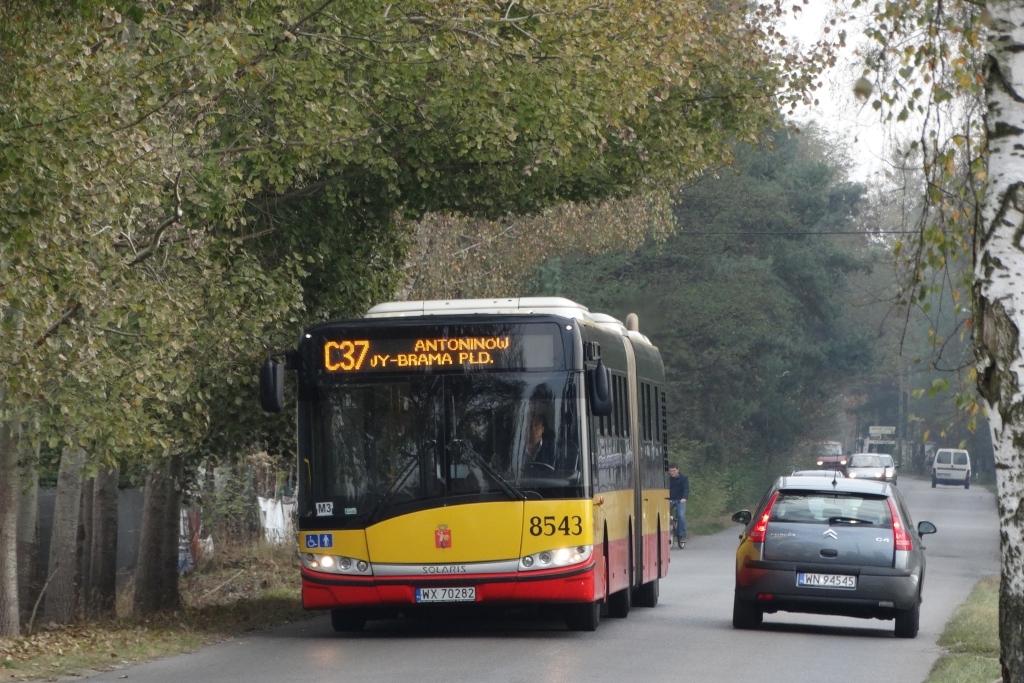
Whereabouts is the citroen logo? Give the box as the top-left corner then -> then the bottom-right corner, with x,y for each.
823,529 -> 838,540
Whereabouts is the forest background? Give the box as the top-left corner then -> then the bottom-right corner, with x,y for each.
429,129 -> 992,527
0,0 -> 987,649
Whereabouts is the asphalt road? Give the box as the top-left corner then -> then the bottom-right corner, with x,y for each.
84,478 -> 999,683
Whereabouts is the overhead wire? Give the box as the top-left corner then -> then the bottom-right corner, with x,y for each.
675,230 -> 919,236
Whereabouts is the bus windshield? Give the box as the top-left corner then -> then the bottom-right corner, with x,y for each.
311,372 -> 583,519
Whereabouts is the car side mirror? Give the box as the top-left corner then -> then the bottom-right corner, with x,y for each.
732,510 -> 752,525
260,357 -> 285,413
587,359 -> 613,417
917,521 -> 937,536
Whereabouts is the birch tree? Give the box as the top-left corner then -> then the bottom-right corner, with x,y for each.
853,0 -> 1024,677
977,5 -> 1024,677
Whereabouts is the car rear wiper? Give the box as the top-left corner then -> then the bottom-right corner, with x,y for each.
453,439 -> 527,502
828,516 -> 876,525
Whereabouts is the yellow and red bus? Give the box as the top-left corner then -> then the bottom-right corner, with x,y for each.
260,297 -> 670,631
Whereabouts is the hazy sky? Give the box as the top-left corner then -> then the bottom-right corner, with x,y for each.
782,1 -> 904,184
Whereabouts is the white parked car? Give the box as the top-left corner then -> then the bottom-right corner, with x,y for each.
932,449 -> 971,489
880,454 -> 897,484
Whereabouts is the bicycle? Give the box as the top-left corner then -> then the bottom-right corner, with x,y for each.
669,500 -> 686,549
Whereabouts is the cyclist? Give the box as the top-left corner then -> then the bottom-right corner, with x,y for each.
668,464 -> 689,549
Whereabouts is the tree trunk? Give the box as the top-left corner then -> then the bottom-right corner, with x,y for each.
77,475 -> 94,615
977,5 -> 1024,680
16,432 -> 39,626
133,453 -> 182,615
159,453 -> 183,610
0,417 -> 20,637
43,446 -> 85,625
88,466 -> 119,619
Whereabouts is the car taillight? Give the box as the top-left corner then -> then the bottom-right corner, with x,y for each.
887,498 -> 912,551
747,491 -> 779,543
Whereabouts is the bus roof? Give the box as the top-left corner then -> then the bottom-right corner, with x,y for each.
365,297 -> 654,346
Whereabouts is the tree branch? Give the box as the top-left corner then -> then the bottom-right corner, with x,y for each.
127,172 -> 183,267
35,303 -> 83,348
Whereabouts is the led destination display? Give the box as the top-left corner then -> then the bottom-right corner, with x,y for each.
319,327 -> 562,374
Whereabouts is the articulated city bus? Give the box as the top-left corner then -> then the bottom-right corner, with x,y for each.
259,297 -> 670,631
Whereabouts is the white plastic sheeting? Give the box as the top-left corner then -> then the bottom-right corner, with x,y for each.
179,508 -> 212,574
257,496 -> 296,544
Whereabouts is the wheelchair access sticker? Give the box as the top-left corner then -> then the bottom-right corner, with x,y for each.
305,533 -> 333,549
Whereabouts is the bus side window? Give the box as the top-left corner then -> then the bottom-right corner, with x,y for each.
638,382 -> 647,440
613,376 -> 619,437
639,382 -> 646,441
614,376 -> 622,436
618,376 -> 626,438
612,375 -> 620,437
660,388 -> 668,456
645,383 -> 652,442
653,385 -> 660,444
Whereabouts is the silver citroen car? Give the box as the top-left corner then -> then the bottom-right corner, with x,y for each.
731,476 -> 936,638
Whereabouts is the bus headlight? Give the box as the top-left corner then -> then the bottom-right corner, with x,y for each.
300,553 -> 373,576
519,545 -> 592,571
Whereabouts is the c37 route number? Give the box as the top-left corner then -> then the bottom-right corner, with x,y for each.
324,340 -> 370,372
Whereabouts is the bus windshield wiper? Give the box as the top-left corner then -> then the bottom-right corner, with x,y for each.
828,516 -> 875,525
453,439 -> 527,502
366,455 -> 420,523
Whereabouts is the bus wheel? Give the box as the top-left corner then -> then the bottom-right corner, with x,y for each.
634,578 -> 659,608
607,585 -> 631,618
331,609 -> 367,632
565,600 -> 601,631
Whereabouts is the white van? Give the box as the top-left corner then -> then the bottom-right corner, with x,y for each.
932,449 -> 971,489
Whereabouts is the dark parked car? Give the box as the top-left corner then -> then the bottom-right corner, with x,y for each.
731,477 -> 936,638
815,454 -> 847,470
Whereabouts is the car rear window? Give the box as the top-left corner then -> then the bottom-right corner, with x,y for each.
936,451 -> 952,465
954,452 -> 968,465
848,454 -> 882,468
769,491 -> 892,526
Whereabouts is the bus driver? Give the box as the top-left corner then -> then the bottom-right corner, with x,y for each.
525,413 -> 555,468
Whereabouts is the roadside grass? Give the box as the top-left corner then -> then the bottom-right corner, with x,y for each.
926,576 -> 1001,683
0,541 -> 307,681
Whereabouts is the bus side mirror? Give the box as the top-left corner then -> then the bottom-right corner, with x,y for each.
587,360 -> 612,416
260,358 -> 285,413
